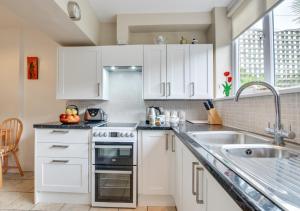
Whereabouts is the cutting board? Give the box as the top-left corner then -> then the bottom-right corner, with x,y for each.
187,120 -> 208,124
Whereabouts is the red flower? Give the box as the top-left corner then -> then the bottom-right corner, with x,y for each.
224,71 -> 230,77
227,76 -> 233,83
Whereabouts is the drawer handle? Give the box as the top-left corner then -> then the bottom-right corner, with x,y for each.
51,130 -> 69,134
51,160 -> 69,164
50,145 -> 69,149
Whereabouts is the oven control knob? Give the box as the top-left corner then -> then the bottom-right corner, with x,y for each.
98,132 -> 102,137
93,132 -> 97,137
103,132 -> 107,137
130,133 -> 134,137
125,133 -> 129,137
120,133 -> 124,137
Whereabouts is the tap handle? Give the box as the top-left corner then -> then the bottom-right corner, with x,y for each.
268,122 -> 271,128
290,124 -> 292,132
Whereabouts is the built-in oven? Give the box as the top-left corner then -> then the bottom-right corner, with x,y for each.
93,142 -> 135,166
92,126 -> 137,208
93,165 -> 136,207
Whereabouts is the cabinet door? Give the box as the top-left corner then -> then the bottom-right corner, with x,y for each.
206,172 -> 242,211
182,147 -> 206,211
143,45 -> 167,99
57,47 -> 103,100
36,157 -> 88,193
102,45 -> 143,66
140,131 -> 170,195
174,136 -> 183,211
189,44 -> 213,99
167,45 -> 190,99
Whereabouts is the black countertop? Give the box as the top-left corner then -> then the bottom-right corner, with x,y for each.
33,121 -> 107,129
137,122 -> 282,211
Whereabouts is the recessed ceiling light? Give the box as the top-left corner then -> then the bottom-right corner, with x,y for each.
131,66 -> 137,70
110,66 -> 116,70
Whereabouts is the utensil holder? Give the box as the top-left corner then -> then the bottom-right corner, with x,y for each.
207,108 -> 222,125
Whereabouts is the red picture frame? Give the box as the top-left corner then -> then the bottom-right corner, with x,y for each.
27,57 -> 38,80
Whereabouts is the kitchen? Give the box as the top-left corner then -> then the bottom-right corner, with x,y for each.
0,0 -> 300,210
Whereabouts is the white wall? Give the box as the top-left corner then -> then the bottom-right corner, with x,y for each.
0,27 -> 66,171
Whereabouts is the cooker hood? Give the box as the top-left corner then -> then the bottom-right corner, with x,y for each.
103,66 -> 142,72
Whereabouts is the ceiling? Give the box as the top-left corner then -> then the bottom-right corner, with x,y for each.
88,0 -> 234,23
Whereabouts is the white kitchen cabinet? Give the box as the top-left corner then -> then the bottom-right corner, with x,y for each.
35,129 -> 90,204
143,44 -> 213,100
182,146 -> 206,211
57,47 -> 108,100
143,45 -> 167,99
206,171 -> 241,211
174,136 -> 183,211
102,45 -> 143,66
190,44 -> 213,99
166,45 -> 190,99
139,130 -> 171,195
36,157 -> 88,193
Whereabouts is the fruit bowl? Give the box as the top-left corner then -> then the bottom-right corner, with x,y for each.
60,114 -> 80,124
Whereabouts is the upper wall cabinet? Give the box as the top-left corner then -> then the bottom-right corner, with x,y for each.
102,45 -> 143,66
143,45 -> 167,100
190,44 -> 213,99
57,47 -> 108,100
143,44 -> 213,100
167,45 -> 190,99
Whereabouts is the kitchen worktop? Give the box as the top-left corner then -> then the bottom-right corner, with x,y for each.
33,121 -> 107,129
138,122 -> 282,211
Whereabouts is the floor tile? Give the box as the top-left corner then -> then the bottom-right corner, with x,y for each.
119,207 -> 147,211
3,171 -> 34,180
0,192 -> 22,209
6,192 -> 35,210
148,206 -> 176,211
60,204 -> 91,211
90,208 -> 118,211
31,202 -> 64,211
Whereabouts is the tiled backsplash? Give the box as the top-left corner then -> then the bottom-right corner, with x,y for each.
68,71 -> 207,123
214,92 -> 300,144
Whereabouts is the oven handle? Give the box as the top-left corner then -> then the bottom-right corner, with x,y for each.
94,145 -> 132,149
94,170 -> 132,174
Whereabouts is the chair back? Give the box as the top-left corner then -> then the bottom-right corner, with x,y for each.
1,118 -> 23,148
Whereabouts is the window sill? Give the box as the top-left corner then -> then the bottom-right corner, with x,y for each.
214,86 -> 300,101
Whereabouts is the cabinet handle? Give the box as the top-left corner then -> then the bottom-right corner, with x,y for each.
161,82 -> 166,96
51,160 -> 69,164
97,82 -> 100,96
50,145 -> 69,149
165,134 -> 169,151
51,130 -> 69,134
191,82 -> 195,97
196,167 -> 204,204
167,82 -> 171,96
171,135 -> 175,152
192,162 -> 199,195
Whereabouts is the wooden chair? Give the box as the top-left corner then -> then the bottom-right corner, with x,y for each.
0,118 -> 24,176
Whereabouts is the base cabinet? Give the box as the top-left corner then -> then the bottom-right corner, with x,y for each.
174,136 -> 242,211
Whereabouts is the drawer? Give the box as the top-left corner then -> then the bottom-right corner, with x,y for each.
36,143 -> 88,158
35,129 -> 90,143
36,157 -> 88,193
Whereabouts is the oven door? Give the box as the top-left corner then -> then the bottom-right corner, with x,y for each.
94,142 -> 134,166
93,166 -> 137,207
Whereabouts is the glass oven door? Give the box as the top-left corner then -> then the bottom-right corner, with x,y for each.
94,166 -> 134,203
94,142 -> 133,166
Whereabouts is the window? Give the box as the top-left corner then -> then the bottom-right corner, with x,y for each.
234,0 -> 300,91
273,0 -> 300,88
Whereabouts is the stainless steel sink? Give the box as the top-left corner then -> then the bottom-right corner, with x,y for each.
187,131 -> 271,146
221,145 -> 299,159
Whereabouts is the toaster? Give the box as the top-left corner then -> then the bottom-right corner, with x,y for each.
84,108 -> 107,121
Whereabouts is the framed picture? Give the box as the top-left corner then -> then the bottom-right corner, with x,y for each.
27,57 -> 38,80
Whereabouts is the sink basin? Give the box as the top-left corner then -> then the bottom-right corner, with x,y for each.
222,145 -> 299,159
187,131 -> 271,146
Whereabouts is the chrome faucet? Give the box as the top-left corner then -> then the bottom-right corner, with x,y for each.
234,81 -> 295,146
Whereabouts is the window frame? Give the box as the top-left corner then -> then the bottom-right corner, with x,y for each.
233,5 -> 300,95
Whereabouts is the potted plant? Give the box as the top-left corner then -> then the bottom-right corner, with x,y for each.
222,71 -> 233,97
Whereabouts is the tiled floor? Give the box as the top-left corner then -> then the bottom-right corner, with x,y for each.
0,172 -> 176,211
